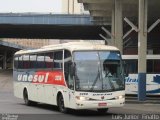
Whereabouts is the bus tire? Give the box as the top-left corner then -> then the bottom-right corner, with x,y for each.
57,93 -> 68,113
23,89 -> 36,106
97,108 -> 108,114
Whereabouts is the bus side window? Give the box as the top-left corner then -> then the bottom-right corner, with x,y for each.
30,54 -> 37,69
45,52 -> 54,69
14,57 -> 18,69
37,53 -> 45,69
54,51 -> 63,69
18,55 -> 23,69
64,50 -> 74,90
23,55 -> 30,69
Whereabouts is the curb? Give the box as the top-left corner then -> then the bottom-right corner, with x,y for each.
125,100 -> 160,104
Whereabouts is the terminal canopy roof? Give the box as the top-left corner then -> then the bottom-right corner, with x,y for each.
78,0 -> 160,25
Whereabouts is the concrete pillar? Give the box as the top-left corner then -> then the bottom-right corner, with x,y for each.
3,51 -> 7,69
114,0 -> 123,54
138,0 -> 147,101
111,0 -> 115,46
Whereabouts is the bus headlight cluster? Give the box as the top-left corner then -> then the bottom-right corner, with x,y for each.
76,96 -> 90,101
115,95 -> 125,100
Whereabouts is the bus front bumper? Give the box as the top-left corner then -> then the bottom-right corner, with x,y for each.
74,98 -> 125,109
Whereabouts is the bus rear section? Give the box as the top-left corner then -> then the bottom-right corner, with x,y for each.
13,42 -> 125,113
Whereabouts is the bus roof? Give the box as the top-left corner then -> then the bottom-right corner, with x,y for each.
14,41 -> 119,55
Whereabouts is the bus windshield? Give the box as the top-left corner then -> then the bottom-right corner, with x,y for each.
73,51 -> 125,92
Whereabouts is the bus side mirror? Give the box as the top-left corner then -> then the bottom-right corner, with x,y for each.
70,62 -> 75,76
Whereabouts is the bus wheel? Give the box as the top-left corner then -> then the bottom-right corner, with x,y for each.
23,89 -> 36,106
57,94 -> 67,113
97,108 -> 108,114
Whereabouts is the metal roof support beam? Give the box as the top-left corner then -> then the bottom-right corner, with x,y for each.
99,34 -> 111,45
124,17 -> 138,32
123,38 -> 132,49
138,0 -> 148,101
123,17 -> 139,40
123,28 -> 134,40
148,19 -> 160,33
123,38 -> 131,45
101,26 -> 113,45
101,26 -> 112,38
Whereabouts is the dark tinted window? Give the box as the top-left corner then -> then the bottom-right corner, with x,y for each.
30,54 -> 37,68
37,53 -> 45,68
14,57 -> 18,69
54,51 -> 63,69
64,50 -> 73,89
18,56 -> 23,69
23,55 -> 30,69
45,52 -> 54,68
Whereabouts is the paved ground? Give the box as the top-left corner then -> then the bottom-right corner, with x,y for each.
0,70 -> 13,92
0,70 -> 160,120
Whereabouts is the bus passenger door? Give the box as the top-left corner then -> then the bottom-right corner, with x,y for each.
64,50 -> 76,108
64,64 -> 75,108
67,75 -> 75,108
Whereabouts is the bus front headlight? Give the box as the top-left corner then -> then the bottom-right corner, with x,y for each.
76,96 -> 90,101
115,95 -> 125,99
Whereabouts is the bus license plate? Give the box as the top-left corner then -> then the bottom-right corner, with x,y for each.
98,103 -> 107,106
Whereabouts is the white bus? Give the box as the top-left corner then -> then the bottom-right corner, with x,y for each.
13,42 -> 125,113
123,55 -> 160,95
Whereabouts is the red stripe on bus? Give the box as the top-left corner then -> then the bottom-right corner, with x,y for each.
32,71 -> 66,86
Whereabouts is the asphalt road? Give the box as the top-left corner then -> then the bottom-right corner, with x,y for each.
0,70 -> 160,120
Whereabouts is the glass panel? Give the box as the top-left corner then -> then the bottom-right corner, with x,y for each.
23,55 -> 30,69
73,51 -> 125,92
14,57 -> 18,69
64,50 -> 73,89
54,51 -> 63,69
30,54 -> 37,68
18,55 -> 23,69
45,52 -> 54,68
37,53 -> 45,68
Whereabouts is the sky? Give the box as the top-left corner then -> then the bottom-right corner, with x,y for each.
0,0 -> 62,13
